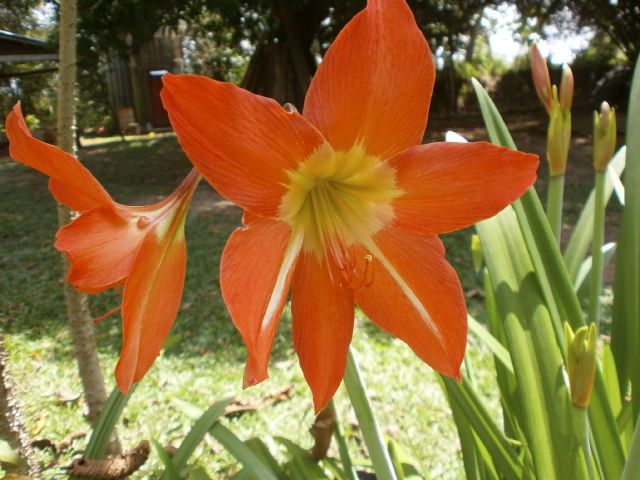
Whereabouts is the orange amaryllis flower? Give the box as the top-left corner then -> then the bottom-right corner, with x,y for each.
5,103 -> 201,393
162,0 -> 538,411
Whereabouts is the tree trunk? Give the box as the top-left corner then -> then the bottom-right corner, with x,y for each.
56,0 -> 120,453
0,337 -> 39,476
241,2 -> 322,109
447,40 -> 458,114
465,9 -> 484,64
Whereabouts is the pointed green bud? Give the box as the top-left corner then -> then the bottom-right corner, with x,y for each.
564,323 -> 597,408
546,85 -> 571,176
593,101 -> 617,171
559,64 -> 574,112
470,234 -> 483,273
530,42 -> 552,113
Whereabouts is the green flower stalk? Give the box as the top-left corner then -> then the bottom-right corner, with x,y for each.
531,43 -> 574,244
344,348 -> 397,480
545,66 -> 573,244
589,102 -> 617,327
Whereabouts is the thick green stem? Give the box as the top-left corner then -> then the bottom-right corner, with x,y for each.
583,416 -> 595,480
622,417 -> 640,480
588,171 -> 606,328
570,406 -> 594,480
546,174 -> 565,244
343,348 -> 397,480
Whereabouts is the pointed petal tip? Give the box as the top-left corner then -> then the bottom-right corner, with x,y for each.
242,362 -> 268,389
442,356 -> 464,383
5,103 -> 113,212
431,345 -> 465,382
312,391 -> 334,415
6,102 -> 22,123
6,103 -> 25,133
160,71 -> 177,88
303,0 -> 433,157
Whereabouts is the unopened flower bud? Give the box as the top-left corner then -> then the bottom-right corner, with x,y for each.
546,86 -> 571,176
530,42 -> 552,113
564,323 -> 597,409
470,234 -> 483,273
593,101 -> 617,171
559,64 -> 574,112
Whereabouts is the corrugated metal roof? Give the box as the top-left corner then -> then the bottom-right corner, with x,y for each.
0,30 -> 57,62
0,30 -> 51,47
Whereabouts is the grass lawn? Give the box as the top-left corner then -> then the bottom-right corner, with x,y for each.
0,113 -> 608,478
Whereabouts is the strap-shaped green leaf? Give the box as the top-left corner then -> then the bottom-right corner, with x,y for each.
152,438 -> 182,480
84,386 -> 132,460
210,424 -> 280,480
440,376 -> 523,480
477,208 -> 572,479
612,54 -> 640,422
160,396 -> 234,479
622,419 -> 640,480
468,315 -> 513,374
564,148 -> 626,282
244,437 -> 286,478
275,437 -> 328,479
472,78 -> 625,478
574,243 -> 616,294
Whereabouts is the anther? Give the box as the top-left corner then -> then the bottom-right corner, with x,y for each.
363,254 -> 374,287
137,215 -> 151,228
335,251 -> 374,291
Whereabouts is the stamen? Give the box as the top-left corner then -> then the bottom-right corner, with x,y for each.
363,254 -> 374,288
327,243 -> 374,291
347,253 -> 373,290
93,304 -> 122,325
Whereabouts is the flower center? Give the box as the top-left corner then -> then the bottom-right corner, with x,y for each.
279,144 -> 402,268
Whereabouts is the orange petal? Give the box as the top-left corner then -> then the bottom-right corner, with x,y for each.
291,253 -> 354,412
161,74 -> 326,218
114,223 -> 188,393
354,228 -> 466,378
5,103 -> 113,212
303,0 -> 434,159
390,142 -> 538,234
220,214 -> 300,387
54,207 -> 145,294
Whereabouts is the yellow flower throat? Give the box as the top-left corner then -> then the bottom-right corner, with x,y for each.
279,144 -> 402,266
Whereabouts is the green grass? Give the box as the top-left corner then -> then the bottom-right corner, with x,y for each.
0,134 -> 494,478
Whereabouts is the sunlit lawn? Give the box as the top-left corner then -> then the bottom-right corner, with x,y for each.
0,118 -> 600,478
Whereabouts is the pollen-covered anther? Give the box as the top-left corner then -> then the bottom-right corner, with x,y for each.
279,144 -> 402,265
137,215 -> 152,228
